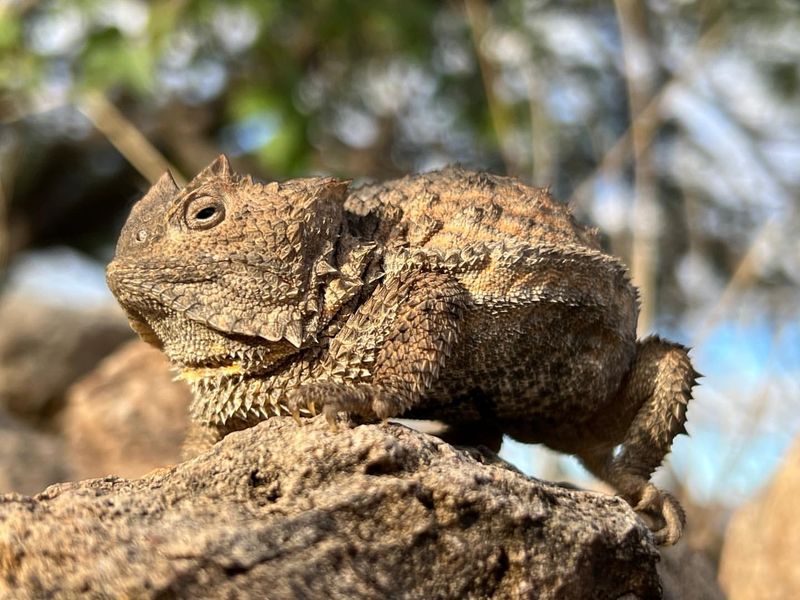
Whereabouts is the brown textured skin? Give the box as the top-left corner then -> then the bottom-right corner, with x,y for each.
107,155 -> 699,545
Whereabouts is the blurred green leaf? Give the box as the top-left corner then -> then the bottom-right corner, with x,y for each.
0,11 -> 21,50
257,115 -> 307,174
79,29 -> 154,94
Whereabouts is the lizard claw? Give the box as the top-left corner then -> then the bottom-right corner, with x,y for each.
285,382 -> 360,429
323,404 -> 340,431
285,382 -> 390,432
283,388 -> 319,426
633,483 -> 685,546
291,408 -> 303,426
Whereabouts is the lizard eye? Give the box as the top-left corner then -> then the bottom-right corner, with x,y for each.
185,196 -> 225,230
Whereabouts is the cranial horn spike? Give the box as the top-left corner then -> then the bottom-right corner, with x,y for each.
190,154 -> 235,184
210,154 -> 232,176
154,170 -> 180,193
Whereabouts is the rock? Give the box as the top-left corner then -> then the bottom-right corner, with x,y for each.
0,293 -> 132,423
0,409 -> 71,495
658,542 -> 725,600
63,340 -> 191,479
718,437 -> 800,600
0,419 -> 662,599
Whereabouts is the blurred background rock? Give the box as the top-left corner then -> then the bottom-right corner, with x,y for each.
1,0 -> 798,595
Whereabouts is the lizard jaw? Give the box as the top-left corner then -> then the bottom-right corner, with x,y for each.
123,310 -> 164,349
121,304 -> 298,376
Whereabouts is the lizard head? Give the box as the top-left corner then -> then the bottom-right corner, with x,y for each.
106,154 -> 350,380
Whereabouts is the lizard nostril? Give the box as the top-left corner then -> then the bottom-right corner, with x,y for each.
135,229 -> 148,243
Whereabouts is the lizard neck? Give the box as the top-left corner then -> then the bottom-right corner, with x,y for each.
312,228 -> 383,335
187,349 -> 323,426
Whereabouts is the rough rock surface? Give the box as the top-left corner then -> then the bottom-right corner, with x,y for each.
63,339 -> 191,479
0,293 -> 132,422
0,418 -> 662,599
719,437 -> 800,600
0,409 -> 71,495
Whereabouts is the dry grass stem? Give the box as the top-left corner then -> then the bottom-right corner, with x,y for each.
78,91 -> 186,186
567,18 -> 727,208
463,0 -> 518,177
614,0 -> 659,335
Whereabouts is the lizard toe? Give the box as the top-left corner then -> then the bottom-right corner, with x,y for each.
633,483 -> 685,546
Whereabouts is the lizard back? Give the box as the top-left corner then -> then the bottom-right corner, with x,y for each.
347,167 -> 637,322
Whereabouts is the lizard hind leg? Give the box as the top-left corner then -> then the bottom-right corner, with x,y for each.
581,335 -> 699,546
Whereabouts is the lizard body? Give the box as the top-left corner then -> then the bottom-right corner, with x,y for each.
107,156 -> 698,544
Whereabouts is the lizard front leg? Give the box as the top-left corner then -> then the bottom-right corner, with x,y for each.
580,336 -> 699,545
286,271 -> 467,422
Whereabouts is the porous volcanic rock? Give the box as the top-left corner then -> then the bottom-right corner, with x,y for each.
0,418 -> 662,599
63,340 -> 191,479
719,437 -> 800,600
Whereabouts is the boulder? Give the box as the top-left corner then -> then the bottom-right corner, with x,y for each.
0,418 -> 662,599
0,293 -> 132,423
63,340 -> 191,479
0,409 -> 71,495
719,437 -> 800,600
658,542 -> 725,600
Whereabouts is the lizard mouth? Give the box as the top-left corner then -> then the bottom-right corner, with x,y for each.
177,362 -> 248,383
176,345 -> 297,383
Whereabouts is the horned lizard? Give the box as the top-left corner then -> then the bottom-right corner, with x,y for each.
106,155 -> 699,545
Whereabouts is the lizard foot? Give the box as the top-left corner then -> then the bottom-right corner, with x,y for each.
632,483 -> 686,546
285,382 -> 381,428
